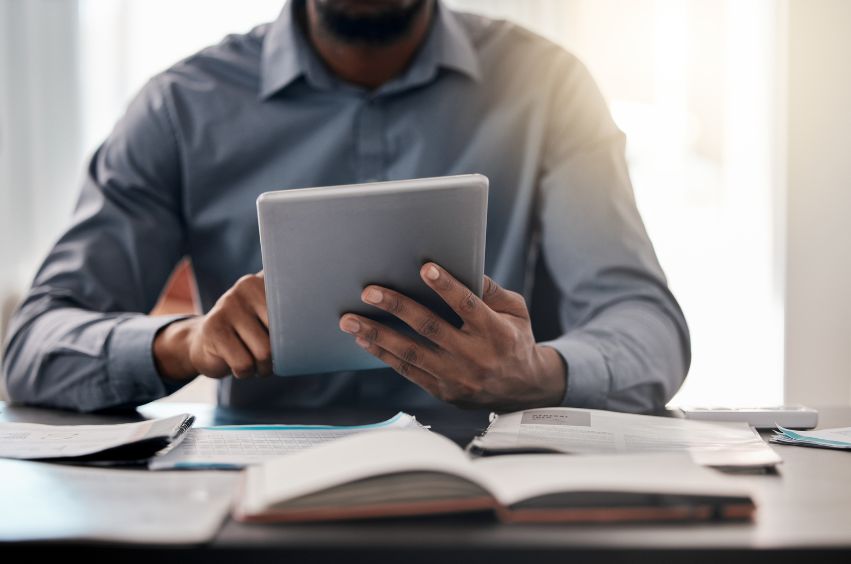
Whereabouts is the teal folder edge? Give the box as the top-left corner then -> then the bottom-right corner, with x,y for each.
201,411 -> 406,432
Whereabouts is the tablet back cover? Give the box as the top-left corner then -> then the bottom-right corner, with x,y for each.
258,174 -> 488,376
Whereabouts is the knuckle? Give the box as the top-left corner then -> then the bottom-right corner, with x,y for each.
386,293 -> 404,314
418,315 -> 441,339
473,357 -> 498,378
235,274 -> 254,288
203,317 -> 227,339
201,341 -> 219,359
220,288 -> 244,309
364,326 -> 380,343
397,360 -> 413,377
509,290 -> 529,310
401,345 -> 419,365
491,320 -> 514,341
458,290 -> 478,314
484,277 -> 499,298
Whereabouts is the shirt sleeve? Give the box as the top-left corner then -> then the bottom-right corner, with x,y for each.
536,54 -> 691,413
1,76 -> 190,412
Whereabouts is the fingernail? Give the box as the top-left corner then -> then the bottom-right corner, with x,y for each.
340,317 -> 360,333
426,265 -> 440,281
355,337 -> 369,348
363,288 -> 383,304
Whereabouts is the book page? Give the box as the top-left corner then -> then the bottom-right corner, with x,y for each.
471,408 -> 781,468
240,429 -> 480,515
151,412 -> 422,470
0,414 -> 193,460
0,459 -> 237,543
471,452 -> 754,507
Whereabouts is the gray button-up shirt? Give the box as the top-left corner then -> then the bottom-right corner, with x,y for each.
2,1 -> 689,413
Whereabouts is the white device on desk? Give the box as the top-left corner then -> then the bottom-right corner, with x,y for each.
678,405 -> 818,429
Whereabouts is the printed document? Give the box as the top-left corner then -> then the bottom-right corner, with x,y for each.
469,408 -> 781,468
0,414 -> 193,460
150,411 -> 423,470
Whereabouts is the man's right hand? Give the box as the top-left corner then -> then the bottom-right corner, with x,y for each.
153,272 -> 271,382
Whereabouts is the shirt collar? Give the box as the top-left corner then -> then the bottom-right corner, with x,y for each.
259,0 -> 481,100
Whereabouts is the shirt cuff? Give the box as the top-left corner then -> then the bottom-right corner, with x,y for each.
107,314 -> 191,404
539,336 -> 610,408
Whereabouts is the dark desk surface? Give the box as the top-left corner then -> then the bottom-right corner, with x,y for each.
1,400 -> 850,562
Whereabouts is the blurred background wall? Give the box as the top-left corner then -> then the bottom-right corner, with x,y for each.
0,0 -> 848,407
784,0 -> 851,406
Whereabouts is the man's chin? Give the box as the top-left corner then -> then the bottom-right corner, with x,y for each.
317,0 -> 421,17
312,0 -> 429,45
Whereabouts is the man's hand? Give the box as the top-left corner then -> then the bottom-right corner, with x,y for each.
338,263 -> 566,411
153,272 -> 271,382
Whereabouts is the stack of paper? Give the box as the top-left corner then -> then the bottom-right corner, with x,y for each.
771,426 -> 851,450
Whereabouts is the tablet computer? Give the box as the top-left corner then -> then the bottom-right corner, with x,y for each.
257,174 -> 488,376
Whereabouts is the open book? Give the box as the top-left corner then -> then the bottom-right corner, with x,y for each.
235,429 -> 755,524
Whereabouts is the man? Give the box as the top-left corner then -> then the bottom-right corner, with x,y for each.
2,0 -> 690,413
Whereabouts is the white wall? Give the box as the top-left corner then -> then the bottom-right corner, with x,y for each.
0,0 -> 83,400
0,0 -> 83,319
785,0 -> 851,406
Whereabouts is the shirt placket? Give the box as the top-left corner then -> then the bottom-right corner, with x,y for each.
355,97 -> 385,183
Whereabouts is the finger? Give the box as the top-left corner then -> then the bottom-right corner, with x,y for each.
481,276 -> 528,318
247,278 -> 270,328
420,262 -> 494,328
230,309 -> 273,377
235,275 -> 269,328
360,285 -> 463,350
339,314 -> 444,376
353,336 -> 441,398
213,328 -> 256,379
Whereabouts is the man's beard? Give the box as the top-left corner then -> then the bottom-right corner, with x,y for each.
311,0 -> 429,45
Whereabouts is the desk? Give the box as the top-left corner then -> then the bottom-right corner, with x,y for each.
1,401 -> 850,562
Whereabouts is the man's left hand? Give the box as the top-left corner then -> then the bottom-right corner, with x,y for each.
339,262 -> 566,411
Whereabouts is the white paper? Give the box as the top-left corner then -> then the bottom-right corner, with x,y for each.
0,459 -> 238,543
472,452 -> 754,506
470,408 -> 781,468
0,414 -> 192,460
150,411 -> 423,470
